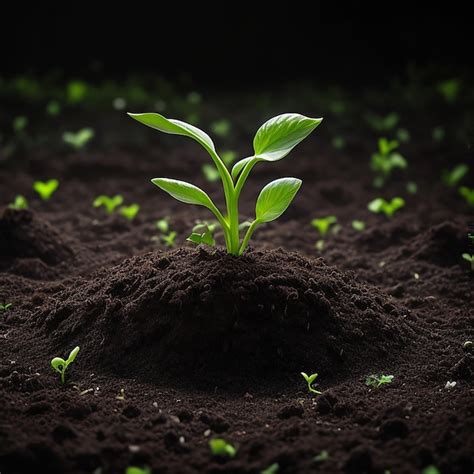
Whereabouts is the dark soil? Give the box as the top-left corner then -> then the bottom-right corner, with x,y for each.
0,94 -> 473,474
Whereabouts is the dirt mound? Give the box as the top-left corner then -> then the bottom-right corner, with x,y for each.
38,247 -> 413,386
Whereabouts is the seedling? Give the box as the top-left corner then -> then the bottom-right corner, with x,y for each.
0,303 -> 13,312
459,186 -> 474,206
161,231 -> 177,248
33,179 -> 59,200
366,112 -> 399,132
63,127 -> 94,150
301,372 -> 322,395
209,438 -> 236,458
210,119 -> 231,137
437,78 -> 460,104
462,253 -> 474,271
313,450 -> 330,463
155,217 -> 170,233
406,181 -> 418,195
352,220 -> 366,231
311,216 -> 337,238
119,204 -> 140,221
187,222 -> 216,246
261,463 -> 279,474
93,195 -> 124,214
315,240 -> 325,252
202,163 -> 220,182
442,164 -> 468,187
368,197 -> 405,218
365,374 -> 393,388
67,80 -> 88,103
51,346 -> 80,384
422,465 -> 440,474
9,195 -> 28,210
125,467 -> 151,474
221,150 -> 237,166
128,112 -> 322,255
371,138 -> 407,188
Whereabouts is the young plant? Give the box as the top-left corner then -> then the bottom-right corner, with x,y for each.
125,467 -> 151,474
210,119 -> 231,137
406,181 -> 418,195
128,112 -> 322,256
459,186 -> 474,206
311,216 -> 337,237
51,346 -> 80,384
366,112 -> 399,132
261,463 -> 279,474
313,450 -> 330,463
33,179 -> 59,201
368,197 -> 405,218
161,231 -> 177,248
155,217 -> 170,233
442,164 -> 468,187
462,253 -> 474,271
187,222 -> 216,246
63,127 -> 94,150
202,163 -> 220,182
365,374 -> 393,388
371,138 -> 407,188
119,203 -> 140,221
93,195 -> 124,214
209,438 -> 237,458
352,220 -> 366,231
301,372 -> 322,395
0,303 -> 13,312
9,195 -> 29,210
437,78 -> 460,104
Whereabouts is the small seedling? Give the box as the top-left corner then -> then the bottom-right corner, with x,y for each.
221,150 -> 237,166
202,163 -> 220,182
368,197 -> 405,218
371,138 -> 407,187
406,181 -> 418,195
313,450 -> 329,463
119,204 -> 140,221
0,303 -> 13,312
116,388 -> 126,400
210,119 -> 231,137
315,240 -> 325,252
458,186 -> 474,206
366,112 -> 399,132
352,220 -> 366,231
13,116 -> 28,133
63,128 -> 94,150
51,346 -> 80,384
9,195 -> 29,210
301,372 -> 322,395
422,466 -> 440,474
93,195 -> 124,214
46,100 -> 61,116
187,222 -> 216,246
261,463 -> 279,474
161,231 -> 177,248
67,80 -> 88,103
437,78 -> 460,104
311,216 -> 337,237
128,112 -> 322,255
462,253 -> 474,271
365,374 -> 393,388
125,467 -> 151,474
33,179 -> 59,200
442,164 -> 468,187
209,438 -> 236,458
155,218 -> 170,233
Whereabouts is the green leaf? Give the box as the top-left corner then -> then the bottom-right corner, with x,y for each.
442,164 -> 468,187
51,357 -> 65,371
352,220 -> 366,231
209,438 -> 236,458
313,450 -> 330,463
187,231 -> 215,246
459,186 -> 474,205
67,346 -> 80,364
155,218 -> 169,233
202,164 -> 220,182
62,128 -> 94,150
120,204 -> 140,221
255,178 -> 302,223
93,195 -> 124,214
33,179 -> 59,200
9,195 -> 29,210
261,463 -> 279,474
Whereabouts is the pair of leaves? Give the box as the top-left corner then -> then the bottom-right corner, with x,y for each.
51,346 -> 80,384
368,197 -> 405,218
63,127 -> 94,150
33,179 -> 59,200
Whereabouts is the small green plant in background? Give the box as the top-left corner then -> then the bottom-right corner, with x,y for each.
432,126 -> 445,143
442,164 -> 468,187
187,91 -> 202,105
125,467 -> 151,474
365,374 -> 394,388
368,197 -> 405,218
67,80 -> 88,104
93,195 -> 124,214
187,222 -> 216,246
202,163 -> 220,182
51,346 -> 80,384
210,119 -> 231,138
437,78 -> 460,104
63,128 -> 95,150
209,438 -> 237,458
161,231 -> 177,248
33,179 -> 59,201
406,181 -> 418,195
13,116 -> 28,133
128,112 -> 322,256
396,128 -> 410,143
366,112 -> 399,132
221,150 -> 237,166
462,253 -> 474,271
0,303 -> 13,312
311,216 -> 338,237
352,220 -> 366,231
46,100 -> 61,116
313,450 -> 330,463
119,204 -> 140,221
458,186 -> 474,206
261,463 -> 279,474
422,465 -> 440,474
155,217 -> 170,233
9,195 -> 29,210
371,138 -> 407,188
301,371 -> 322,395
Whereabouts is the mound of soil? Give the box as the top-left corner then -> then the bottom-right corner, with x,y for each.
39,247 -> 412,386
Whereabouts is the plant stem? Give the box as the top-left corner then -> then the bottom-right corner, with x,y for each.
238,220 -> 260,255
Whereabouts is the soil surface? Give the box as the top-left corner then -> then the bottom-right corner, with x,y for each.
0,91 -> 473,474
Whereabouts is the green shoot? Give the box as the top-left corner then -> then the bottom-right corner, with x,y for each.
221,150 -> 237,166
462,253 -> 474,271
33,179 -> 59,201
187,222 -> 216,247
261,463 -> 279,474
432,126 -> 445,143
63,128 -> 94,150
422,465 -> 440,474
93,195 -> 124,214
406,181 -> 418,195
13,116 -> 28,133
371,138 -> 407,187
437,78 -> 460,104
67,80 -> 88,103
209,438 -> 236,458
459,186 -> 474,206
368,197 -> 405,218
366,112 -> 399,132
128,112 -> 322,256
442,164 -> 468,187
161,231 -> 177,248
202,163 -> 220,182
352,220 -> 366,231
210,119 -> 231,137
9,195 -> 29,210
311,216 -> 337,238
301,372 -> 322,395
125,467 -> 151,474
46,100 -> 61,116
51,346 -> 80,384
365,374 -> 393,388
155,217 -> 170,233
313,450 -> 330,463
119,204 -> 140,221
315,240 -> 325,252
0,303 -> 13,312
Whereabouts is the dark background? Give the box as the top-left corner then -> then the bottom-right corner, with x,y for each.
2,6 -> 473,86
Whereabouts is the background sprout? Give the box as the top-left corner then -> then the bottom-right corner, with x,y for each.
67,80 -> 88,104
155,217 -> 170,233
33,179 -> 59,201
161,231 -> 177,248
368,197 -> 405,218
406,181 -> 418,195
313,450 -> 330,463
128,112 -> 322,256
93,195 -> 124,214
458,186 -> 474,206
365,374 -> 394,388
301,372 -> 322,395
352,220 -> 366,231
366,112 -> 399,132
432,126 -> 446,143
63,127 -> 95,150
125,467 -> 151,474
371,138 -> 407,188
0,303 -> 13,312
119,203 -> 140,221
422,466 -> 440,474
210,119 -> 231,137
46,100 -> 61,116
261,463 -> 279,474
187,222 -> 216,246
437,78 -> 460,104
202,163 -> 220,182
311,216 -> 337,237
13,115 -> 28,133
442,164 -> 468,187
462,253 -> 474,271
51,346 -> 80,384
9,195 -> 29,210
209,438 -> 237,458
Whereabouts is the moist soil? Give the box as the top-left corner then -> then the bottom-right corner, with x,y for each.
0,101 -> 473,474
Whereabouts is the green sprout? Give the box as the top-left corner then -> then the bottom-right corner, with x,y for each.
437,78 -> 460,104
366,112 -> 399,132
187,222 -> 216,246
161,231 -> 177,248
202,163 -> 220,182
458,186 -> 474,206
9,195 -> 29,210
125,467 -> 151,474
221,150 -> 237,166
301,371 -> 322,395
33,179 -> 59,201
352,220 -> 366,231
365,374 -> 394,388
63,128 -> 95,150
432,126 -> 445,143
155,217 -> 170,233
442,164 -> 468,187
422,465 -> 440,474
51,346 -> 80,384
93,195 -> 124,214
311,216 -> 337,238
371,138 -> 407,188
209,438 -> 237,458
67,80 -> 88,103
0,303 -> 13,312
119,204 -> 140,221
368,197 -> 405,218
210,119 -> 231,137
406,181 -> 418,195
13,116 -> 28,133
462,253 -> 474,271
46,100 -> 61,116
128,112 -> 322,256
313,450 -> 330,463
261,463 -> 279,474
